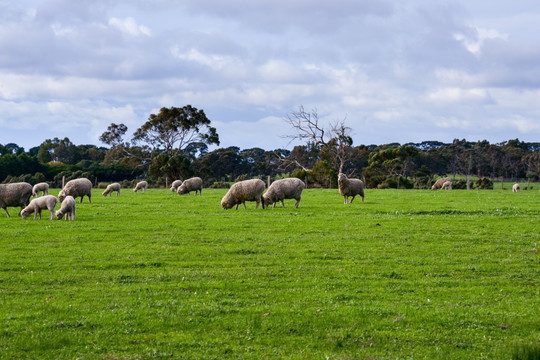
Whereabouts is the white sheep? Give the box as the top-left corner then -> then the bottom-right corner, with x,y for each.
512,183 -> 520,192
441,180 -> 452,190
170,180 -> 183,192
58,178 -> 92,203
133,181 -> 148,192
32,182 -> 49,197
56,195 -> 76,221
221,179 -> 265,210
338,173 -> 365,204
431,177 -> 450,190
177,177 -> 203,196
21,195 -> 58,220
102,183 -> 121,197
0,182 -> 33,217
263,178 -> 305,209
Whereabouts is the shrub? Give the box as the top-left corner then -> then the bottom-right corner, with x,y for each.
475,178 -> 494,190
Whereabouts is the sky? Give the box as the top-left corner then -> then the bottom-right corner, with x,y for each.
1,0 -> 539,151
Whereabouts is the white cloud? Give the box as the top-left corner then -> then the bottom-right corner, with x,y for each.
109,17 -> 151,37
453,27 -> 508,56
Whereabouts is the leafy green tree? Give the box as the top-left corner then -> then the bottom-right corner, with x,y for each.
133,105 -> 219,156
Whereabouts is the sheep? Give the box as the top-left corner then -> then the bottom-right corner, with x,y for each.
55,195 -> 76,221
338,173 -> 365,204
177,177 -> 203,196
102,183 -> 121,197
441,180 -> 452,190
58,178 -> 92,203
262,178 -> 305,209
0,182 -> 33,217
133,181 -> 148,193
512,183 -> 520,192
221,179 -> 265,210
21,195 -> 58,220
32,182 -> 49,197
170,180 -> 183,192
431,177 -> 451,190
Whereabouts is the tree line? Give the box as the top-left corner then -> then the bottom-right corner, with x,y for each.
1,105 -> 539,189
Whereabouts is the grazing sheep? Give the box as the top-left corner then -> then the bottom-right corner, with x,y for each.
263,178 -> 305,209
512,183 -> 520,192
58,178 -> 92,203
431,177 -> 451,190
170,180 -> 183,192
221,179 -> 265,210
338,173 -> 365,204
32,182 -> 49,197
441,180 -> 452,190
177,177 -> 203,196
21,195 -> 58,220
133,181 -> 148,193
56,195 -> 76,221
0,182 -> 33,217
102,183 -> 121,197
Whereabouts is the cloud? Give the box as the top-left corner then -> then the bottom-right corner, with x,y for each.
109,17 -> 151,37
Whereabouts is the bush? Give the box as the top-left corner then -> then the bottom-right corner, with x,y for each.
475,177 -> 493,190
209,181 -> 230,189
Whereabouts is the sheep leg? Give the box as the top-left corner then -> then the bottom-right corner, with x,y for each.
343,196 -> 348,204
235,203 -> 239,210
350,195 -> 356,204
3,208 -> 10,217
243,202 -> 247,210
49,208 -> 55,220
294,199 -> 300,208
280,200 -> 285,208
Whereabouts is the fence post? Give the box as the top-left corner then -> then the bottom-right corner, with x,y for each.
62,176 -> 65,188
267,175 -> 271,188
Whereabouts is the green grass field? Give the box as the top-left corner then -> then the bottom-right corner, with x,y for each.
1,186 -> 539,359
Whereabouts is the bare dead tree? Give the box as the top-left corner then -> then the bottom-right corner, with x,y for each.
283,106 -> 353,173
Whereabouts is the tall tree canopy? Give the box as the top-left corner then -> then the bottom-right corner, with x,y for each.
133,105 -> 219,156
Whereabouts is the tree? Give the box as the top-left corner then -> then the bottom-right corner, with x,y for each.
284,106 -> 353,173
133,105 -> 219,156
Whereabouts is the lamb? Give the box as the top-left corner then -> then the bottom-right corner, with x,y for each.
55,195 -> 76,221
21,195 -> 58,220
262,177 -> 305,209
133,181 -> 148,193
102,183 -> 121,197
177,177 -> 203,196
58,178 -> 92,203
441,180 -> 452,190
0,182 -> 33,217
338,173 -> 365,204
512,183 -> 520,192
221,179 -> 265,210
32,182 -> 49,197
431,177 -> 451,190
170,180 -> 183,192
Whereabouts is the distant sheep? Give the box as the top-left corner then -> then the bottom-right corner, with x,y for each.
221,179 -> 265,210
32,182 -> 49,197
0,182 -> 33,217
263,178 -> 305,209
56,195 -> 76,221
431,177 -> 451,190
59,178 -> 92,203
177,177 -> 203,196
441,180 -> 452,190
133,181 -> 148,193
170,180 -> 183,192
512,183 -> 520,192
102,183 -> 121,197
21,195 -> 58,220
338,173 -> 365,204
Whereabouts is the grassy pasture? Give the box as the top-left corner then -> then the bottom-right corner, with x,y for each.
0,187 -> 539,359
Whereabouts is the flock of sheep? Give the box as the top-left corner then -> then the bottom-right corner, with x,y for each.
0,173 -> 526,220
0,173 -> 366,220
